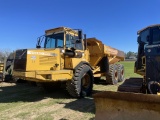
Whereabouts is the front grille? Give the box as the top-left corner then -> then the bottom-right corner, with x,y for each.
14,49 -> 27,71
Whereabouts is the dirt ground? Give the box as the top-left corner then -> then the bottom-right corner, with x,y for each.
0,80 -> 120,120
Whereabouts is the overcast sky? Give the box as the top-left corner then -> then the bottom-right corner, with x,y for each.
0,0 -> 159,52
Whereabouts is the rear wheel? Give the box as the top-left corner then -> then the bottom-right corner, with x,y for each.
106,64 -> 118,85
117,64 -> 125,82
66,65 -> 93,98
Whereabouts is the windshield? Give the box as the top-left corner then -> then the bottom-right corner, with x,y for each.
44,33 -> 64,48
139,29 -> 150,44
139,27 -> 160,45
37,32 -> 83,50
152,28 -> 160,44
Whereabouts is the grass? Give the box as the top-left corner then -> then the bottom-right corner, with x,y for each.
119,61 -> 142,78
0,61 -> 140,120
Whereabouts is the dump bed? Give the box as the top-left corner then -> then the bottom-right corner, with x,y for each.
87,38 -> 125,66
104,45 -> 125,63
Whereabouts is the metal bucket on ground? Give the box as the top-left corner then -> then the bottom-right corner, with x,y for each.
93,91 -> 160,120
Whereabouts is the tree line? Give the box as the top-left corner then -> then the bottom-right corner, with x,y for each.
125,51 -> 137,59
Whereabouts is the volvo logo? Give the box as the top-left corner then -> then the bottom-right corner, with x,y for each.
27,51 -> 57,57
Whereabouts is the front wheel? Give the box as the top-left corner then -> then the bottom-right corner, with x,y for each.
66,65 -> 93,98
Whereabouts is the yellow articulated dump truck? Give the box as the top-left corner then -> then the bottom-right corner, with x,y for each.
12,27 -> 125,97
93,24 -> 160,120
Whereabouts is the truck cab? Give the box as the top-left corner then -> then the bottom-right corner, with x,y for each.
37,27 -> 84,50
135,24 -> 160,94
135,24 -> 160,74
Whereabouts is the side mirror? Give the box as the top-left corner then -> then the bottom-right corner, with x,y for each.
78,30 -> 83,40
84,34 -> 87,50
36,38 -> 41,48
36,45 -> 41,48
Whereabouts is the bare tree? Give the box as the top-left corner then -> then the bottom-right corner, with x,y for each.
0,49 -> 12,62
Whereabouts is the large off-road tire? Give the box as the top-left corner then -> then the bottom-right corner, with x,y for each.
117,64 -> 125,82
66,65 -> 93,98
4,65 -> 13,82
106,64 -> 118,85
4,75 -> 13,82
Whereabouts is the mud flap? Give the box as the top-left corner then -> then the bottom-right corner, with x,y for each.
93,91 -> 160,120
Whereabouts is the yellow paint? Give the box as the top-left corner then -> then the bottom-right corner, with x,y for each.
26,49 -> 61,71
13,70 -> 73,82
86,38 -> 125,67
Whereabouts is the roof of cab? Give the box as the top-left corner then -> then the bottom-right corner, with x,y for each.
137,24 -> 160,34
45,27 -> 78,35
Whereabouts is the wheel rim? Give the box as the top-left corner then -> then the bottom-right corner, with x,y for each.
115,71 -> 118,80
120,67 -> 124,80
82,73 -> 91,89
121,69 -> 124,76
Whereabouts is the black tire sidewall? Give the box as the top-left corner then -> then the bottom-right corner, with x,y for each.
75,65 -> 93,97
110,64 -> 118,85
117,64 -> 125,82
81,67 -> 93,96
66,64 -> 93,98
